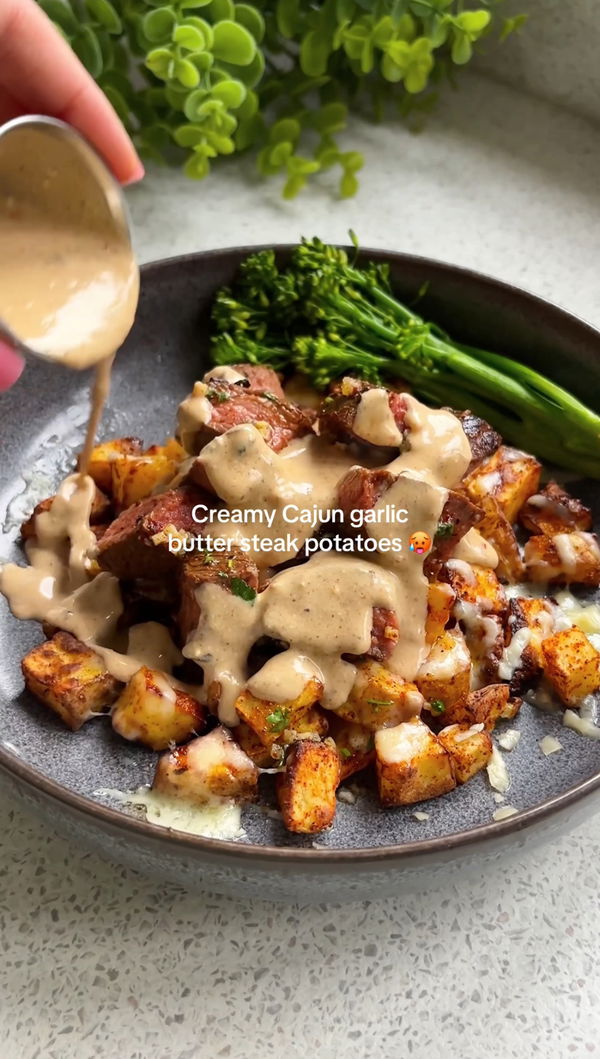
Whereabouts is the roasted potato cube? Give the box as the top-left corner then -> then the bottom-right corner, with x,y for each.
153,726 -> 259,803
519,481 -> 592,537
541,627 -> 600,706
426,581 -> 455,644
327,717 -> 375,781
111,438 -> 186,511
21,631 -> 121,731
437,723 -> 493,783
375,718 -> 456,806
502,597 -> 557,689
474,494 -> 525,583
462,614 -> 504,686
464,445 -> 541,524
111,665 -> 207,750
334,660 -> 423,730
235,722 -> 273,768
81,436 -> 144,493
276,739 -> 340,833
417,630 -> 471,712
234,677 -> 323,749
436,683 -> 512,731
21,485 -> 111,540
524,532 -> 600,586
444,561 -> 507,617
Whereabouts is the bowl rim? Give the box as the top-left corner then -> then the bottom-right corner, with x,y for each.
2,242 -> 600,866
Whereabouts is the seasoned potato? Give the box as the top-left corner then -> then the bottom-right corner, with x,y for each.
21,632 -> 121,731
335,660 -> 423,730
375,718 -> 456,806
80,436 -> 144,493
234,677 -> 323,749
235,721 -> 273,768
21,485 -> 111,540
111,666 -> 207,750
437,723 -> 493,783
111,438 -> 187,511
503,596 -> 557,689
276,739 -> 341,833
524,531 -> 600,586
541,627 -> 600,706
153,726 -> 259,803
436,682 -> 514,731
443,561 -> 506,617
426,581 -> 455,644
474,494 -> 525,583
327,717 -> 375,781
462,613 -> 504,686
519,481 -> 592,537
464,445 -> 541,523
417,630 -> 471,713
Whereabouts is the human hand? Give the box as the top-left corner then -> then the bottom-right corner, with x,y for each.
0,0 -> 144,391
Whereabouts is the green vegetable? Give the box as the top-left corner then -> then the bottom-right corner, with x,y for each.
36,0 -> 525,197
211,236 -> 600,477
429,699 -> 446,714
435,521 -> 455,539
366,698 -> 394,707
266,706 -> 290,733
230,576 -> 257,601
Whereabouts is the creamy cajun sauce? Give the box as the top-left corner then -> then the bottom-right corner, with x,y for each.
0,122 -> 139,475
353,388 -> 404,447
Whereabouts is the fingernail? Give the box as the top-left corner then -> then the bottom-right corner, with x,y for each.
123,160 -> 145,187
0,341 -> 25,391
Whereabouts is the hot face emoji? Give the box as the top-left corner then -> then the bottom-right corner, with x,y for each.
409,531 -> 432,555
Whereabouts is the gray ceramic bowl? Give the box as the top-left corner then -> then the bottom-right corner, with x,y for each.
1,246 -> 599,903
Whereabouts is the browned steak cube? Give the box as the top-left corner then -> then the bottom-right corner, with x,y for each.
519,481 -> 593,536
97,486 -> 214,580
177,549 -> 260,642
185,380 -> 315,454
21,485 -> 112,540
319,378 -> 408,447
427,491 -> 483,566
337,467 -> 397,517
451,409 -> 502,472
369,606 -> 400,661
230,363 -> 286,399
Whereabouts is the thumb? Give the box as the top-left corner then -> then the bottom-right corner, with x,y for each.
0,341 -> 24,390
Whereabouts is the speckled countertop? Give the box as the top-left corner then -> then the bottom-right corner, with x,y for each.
2,71 -> 600,1058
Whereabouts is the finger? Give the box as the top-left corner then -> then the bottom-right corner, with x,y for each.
0,85 -> 24,125
0,340 -> 25,390
0,0 -> 144,185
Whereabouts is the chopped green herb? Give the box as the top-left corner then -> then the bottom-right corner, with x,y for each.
202,553 -> 215,566
435,521 -> 455,539
366,698 -> 394,707
430,699 -> 446,714
206,388 -> 230,403
230,577 -> 257,603
217,570 -> 229,580
261,391 -> 280,403
266,707 -> 290,734
339,747 -> 352,759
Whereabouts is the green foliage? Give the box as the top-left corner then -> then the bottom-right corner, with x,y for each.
37,0 -> 525,196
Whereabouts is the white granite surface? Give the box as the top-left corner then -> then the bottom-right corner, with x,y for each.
2,71 -> 600,1058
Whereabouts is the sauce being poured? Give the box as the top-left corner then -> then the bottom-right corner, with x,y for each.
0,119 -> 139,474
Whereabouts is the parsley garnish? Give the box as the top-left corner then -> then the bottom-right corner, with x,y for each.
366,698 -> 394,707
266,707 -> 290,734
339,747 -> 352,759
435,521 -> 454,539
206,388 -> 230,403
202,553 -> 215,565
430,699 -> 446,714
230,577 -> 257,603
261,391 -> 280,403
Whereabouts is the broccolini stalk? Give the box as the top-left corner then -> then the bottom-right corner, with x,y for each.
211,239 -> 600,478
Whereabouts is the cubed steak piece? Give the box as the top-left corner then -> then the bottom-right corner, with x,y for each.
519,481 -> 593,537
337,466 -> 396,516
177,549 -> 260,643
204,362 -> 286,400
319,377 -> 408,447
427,491 -> 483,570
451,410 -> 501,472
178,378 -> 315,455
21,484 -> 112,540
97,486 -> 214,580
